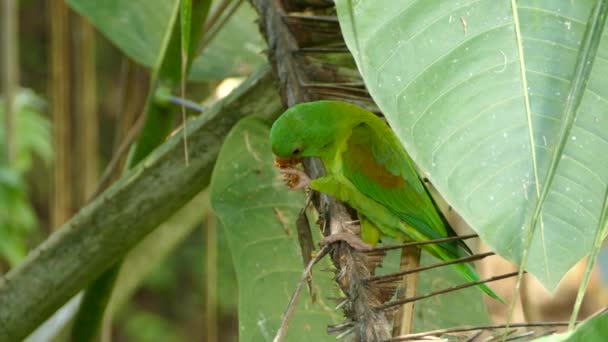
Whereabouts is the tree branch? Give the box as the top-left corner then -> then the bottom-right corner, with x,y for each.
0,66 -> 281,341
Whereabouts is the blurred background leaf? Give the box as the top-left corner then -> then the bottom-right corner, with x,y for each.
67,0 -> 265,81
66,0 -> 175,68
0,89 -> 51,266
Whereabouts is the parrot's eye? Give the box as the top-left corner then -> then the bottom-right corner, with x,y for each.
292,148 -> 302,155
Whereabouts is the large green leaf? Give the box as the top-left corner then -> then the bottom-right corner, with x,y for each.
335,0 -> 608,290
210,117 -> 341,341
67,0 -> 264,81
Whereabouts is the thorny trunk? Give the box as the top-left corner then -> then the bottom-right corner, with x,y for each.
252,0 -> 393,340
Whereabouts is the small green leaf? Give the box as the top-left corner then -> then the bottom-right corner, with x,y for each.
211,117 -> 341,341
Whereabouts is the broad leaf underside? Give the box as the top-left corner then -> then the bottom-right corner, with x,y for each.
336,0 -> 608,290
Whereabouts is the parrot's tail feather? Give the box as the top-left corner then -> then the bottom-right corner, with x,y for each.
452,262 -> 506,303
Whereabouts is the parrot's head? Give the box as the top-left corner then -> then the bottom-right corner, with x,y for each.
270,101 -> 356,163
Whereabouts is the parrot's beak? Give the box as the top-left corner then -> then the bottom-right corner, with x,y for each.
274,156 -> 308,190
274,156 -> 302,169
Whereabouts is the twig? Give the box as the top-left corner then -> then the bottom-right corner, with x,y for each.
203,0 -> 232,33
165,95 -> 206,113
284,13 -> 339,22
295,46 -> 349,53
296,196 -> 316,300
375,271 -> 520,311
463,330 -> 483,342
367,252 -> 495,283
89,112 -> 145,200
273,245 -> 330,342
197,0 -> 243,54
569,186 -> 608,327
367,234 -> 479,252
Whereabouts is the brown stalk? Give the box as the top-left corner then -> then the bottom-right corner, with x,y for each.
391,247 -> 420,336
50,0 -> 72,229
197,0 -> 243,54
1,0 -> 18,164
367,252 -> 495,283
75,18 -> 99,203
273,245 -> 330,342
368,233 -> 479,252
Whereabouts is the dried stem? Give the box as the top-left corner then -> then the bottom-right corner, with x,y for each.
75,18 -> 99,202
197,0 -> 243,53
273,245 -> 330,342
1,0 -> 18,165
90,113 -> 145,200
203,0 -> 233,32
367,252 -> 495,283
391,247 -> 420,336
368,234 -> 479,252
376,271 -> 520,311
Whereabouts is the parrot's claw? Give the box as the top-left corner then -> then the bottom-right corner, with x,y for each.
320,233 -> 372,251
279,167 -> 311,190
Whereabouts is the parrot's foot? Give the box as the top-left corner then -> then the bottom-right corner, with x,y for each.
279,167 -> 311,190
320,232 -> 372,251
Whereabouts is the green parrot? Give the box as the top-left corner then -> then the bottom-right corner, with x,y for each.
269,100 -> 502,302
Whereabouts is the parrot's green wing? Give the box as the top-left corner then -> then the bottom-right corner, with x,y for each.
340,122 -> 505,302
341,122 -> 458,254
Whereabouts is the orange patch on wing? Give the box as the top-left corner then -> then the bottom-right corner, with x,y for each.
347,141 -> 405,189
